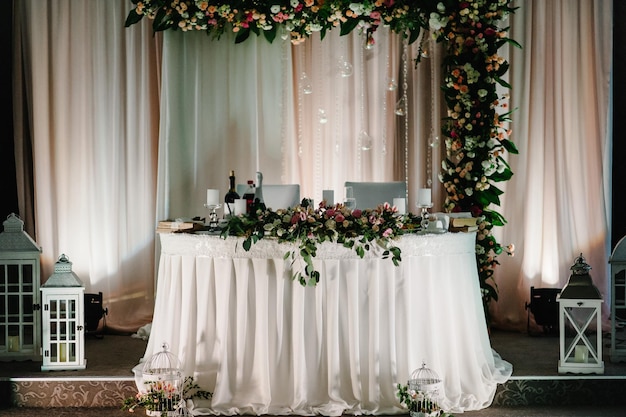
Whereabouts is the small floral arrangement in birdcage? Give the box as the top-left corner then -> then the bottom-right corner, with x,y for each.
122,343 -> 212,416
397,362 -> 452,417
122,375 -> 212,416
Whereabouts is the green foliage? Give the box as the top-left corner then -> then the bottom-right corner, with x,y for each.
220,201 -> 422,286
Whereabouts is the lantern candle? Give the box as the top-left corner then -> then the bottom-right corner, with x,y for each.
59,343 -> 67,362
206,189 -> 220,206
418,188 -> 432,206
8,335 -> 19,352
575,345 -> 589,363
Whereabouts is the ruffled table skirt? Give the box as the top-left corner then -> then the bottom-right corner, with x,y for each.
136,232 -> 512,415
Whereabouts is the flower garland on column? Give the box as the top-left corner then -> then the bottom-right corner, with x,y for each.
125,0 -> 519,323
430,0 -> 520,322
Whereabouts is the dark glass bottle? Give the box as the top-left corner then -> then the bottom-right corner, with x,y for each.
242,180 -> 256,214
224,170 -> 240,217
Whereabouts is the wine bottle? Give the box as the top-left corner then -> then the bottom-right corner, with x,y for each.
242,180 -> 256,214
224,170 -> 240,217
255,171 -> 266,210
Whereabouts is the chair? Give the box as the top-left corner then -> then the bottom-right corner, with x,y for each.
344,181 -> 406,210
236,184 -> 300,209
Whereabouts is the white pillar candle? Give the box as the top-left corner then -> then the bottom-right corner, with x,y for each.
575,345 -> 588,363
8,335 -> 19,352
206,189 -> 220,206
418,188 -> 432,206
393,197 -> 406,214
59,343 -> 67,362
234,199 -> 247,215
322,190 -> 334,206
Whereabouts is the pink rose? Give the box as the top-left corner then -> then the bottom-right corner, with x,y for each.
352,209 -> 362,218
383,228 -> 393,238
335,213 -> 345,223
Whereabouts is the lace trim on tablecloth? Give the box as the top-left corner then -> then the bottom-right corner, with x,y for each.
158,231 -> 476,259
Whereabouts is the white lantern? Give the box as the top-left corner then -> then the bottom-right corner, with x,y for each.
557,253 -> 604,374
40,254 -> 86,371
0,213 -> 42,361
609,236 -> 626,363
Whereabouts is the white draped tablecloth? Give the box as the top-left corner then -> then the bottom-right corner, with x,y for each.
138,232 -> 512,415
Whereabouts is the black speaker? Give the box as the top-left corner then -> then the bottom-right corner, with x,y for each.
84,292 -> 107,337
525,286 -> 561,335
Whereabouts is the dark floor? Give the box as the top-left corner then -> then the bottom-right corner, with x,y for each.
0,332 -> 147,378
1,329 -> 626,416
3,328 -> 625,379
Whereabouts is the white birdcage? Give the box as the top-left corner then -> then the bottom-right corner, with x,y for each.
407,362 -> 443,417
141,343 -> 188,416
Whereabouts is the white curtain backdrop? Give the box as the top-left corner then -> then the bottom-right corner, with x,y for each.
13,0 -> 612,334
14,0 -> 161,331
491,0 -> 613,331
156,26 -> 439,221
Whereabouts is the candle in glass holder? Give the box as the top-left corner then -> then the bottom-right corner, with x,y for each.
207,189 -> 220,206
418,188 -> 432,206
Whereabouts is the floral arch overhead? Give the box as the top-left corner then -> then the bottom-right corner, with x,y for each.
126,0 -> 519,321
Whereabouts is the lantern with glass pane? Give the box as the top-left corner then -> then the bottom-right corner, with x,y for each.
557,253 -> 604,374
0,213 -> 42,361
40,254 -> 86,371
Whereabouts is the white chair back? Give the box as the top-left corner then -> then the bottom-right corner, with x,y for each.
236,184 -> 301,209
344,181 -> 406,210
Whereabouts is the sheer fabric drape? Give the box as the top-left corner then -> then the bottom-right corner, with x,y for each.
156,27 -> 438,220
13,0 -> 613,333
14,0 -> 161,332
491,0 -> 613,331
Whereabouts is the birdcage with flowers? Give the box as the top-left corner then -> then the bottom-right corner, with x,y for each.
139,343 -> 186,416
397,362 -> 444,417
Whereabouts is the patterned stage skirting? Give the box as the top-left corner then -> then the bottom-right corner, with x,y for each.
3,377 -> 626,409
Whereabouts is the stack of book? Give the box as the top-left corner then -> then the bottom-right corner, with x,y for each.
448,217 -> 479,233
156,219 -> 205,233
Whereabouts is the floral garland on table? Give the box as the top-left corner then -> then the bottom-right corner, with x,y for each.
124,0 -> 519,322
220,200 -> 422,286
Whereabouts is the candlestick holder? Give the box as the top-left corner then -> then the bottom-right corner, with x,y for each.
418,203 -> 433,229
204,203 -> 222,230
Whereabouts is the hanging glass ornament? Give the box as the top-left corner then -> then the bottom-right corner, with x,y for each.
318,108 -> 328,124
338,57 -> 353,77
395,97 -> 406,116
364,31 -> 375,50
386,77 -> 398,91
300,72 -> 313,94
359,130 -> 373,151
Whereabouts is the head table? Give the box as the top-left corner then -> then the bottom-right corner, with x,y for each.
138,231 -> 511,415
